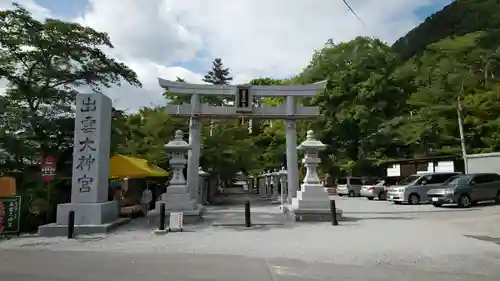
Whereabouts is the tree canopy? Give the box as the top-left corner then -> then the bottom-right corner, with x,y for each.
2,0 -> 500,186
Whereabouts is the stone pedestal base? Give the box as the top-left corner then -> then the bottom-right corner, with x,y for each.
38,201 -> 129,237
284,205 -> 343,222
286,183 -> 343,222
147,205 -> 203,226
155,185 -> 198,211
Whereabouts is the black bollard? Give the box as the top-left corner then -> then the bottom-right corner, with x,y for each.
67,210 -> 75,239
244,200 -> 251,227
159,203 -> 166,231
330,199 -> 339,226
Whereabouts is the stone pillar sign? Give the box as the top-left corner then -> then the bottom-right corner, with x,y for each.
286,130 -> 342,221
71,94 -> 111,203
39,93 -> 127,236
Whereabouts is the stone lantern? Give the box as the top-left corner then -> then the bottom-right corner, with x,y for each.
258,172 -> 267,198
288,130 -> 342,221
278,166 -> 288,205
266,169 -> 273,199
248,175 -> 255,192
235,171 -> 248,192
153,130 -> 202,223
198,167 -> 209,205
271,169 -> 280,204
264,170 -> 272,199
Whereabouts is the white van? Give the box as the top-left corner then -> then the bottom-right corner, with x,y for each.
336,177 -> 364,197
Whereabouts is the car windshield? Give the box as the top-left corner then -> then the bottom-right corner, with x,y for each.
374,180 -> 385,186
398,175 -> 421,185
445,175 -> 471,185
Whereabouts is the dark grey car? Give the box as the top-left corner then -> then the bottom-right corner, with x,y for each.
387,172 -> 461,205
427,173 -> 500,207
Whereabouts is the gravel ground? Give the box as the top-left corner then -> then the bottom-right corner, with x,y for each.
2,196 -> 500,277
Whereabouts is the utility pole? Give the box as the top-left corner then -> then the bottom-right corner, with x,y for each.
457,96 -> 468,173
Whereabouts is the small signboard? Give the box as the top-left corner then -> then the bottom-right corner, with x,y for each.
0,196 -> 22,235
0,176 -> 16,196
168,212 -> 183,232
41,156 -> 56,182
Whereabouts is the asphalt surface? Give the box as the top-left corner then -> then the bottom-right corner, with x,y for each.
2,195 -> 500,280
1,249 -> 498,281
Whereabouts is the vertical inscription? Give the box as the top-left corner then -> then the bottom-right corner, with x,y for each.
75,96 -> 97,194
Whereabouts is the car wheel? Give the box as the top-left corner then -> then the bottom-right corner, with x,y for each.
378,192 -> 386,201
338,194 -> 343,197
367,196 -> 374,200
457,194 -> 471,208
432,203 -> 443,207
408,193 -> 420,205
393,201 -> 401,205
495,192 -> 500,204
348,190 -> 355,197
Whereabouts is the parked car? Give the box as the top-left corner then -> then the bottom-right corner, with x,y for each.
336,177 -> 364,197
387,172 -> 461,205
427,173 -> 500,208
360,178 -> 398,200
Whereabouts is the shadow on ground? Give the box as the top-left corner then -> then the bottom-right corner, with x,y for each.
341,216 -> 414,222
107,193 -> 290,233
441,201 -> 498,210
464,235 -> 500,247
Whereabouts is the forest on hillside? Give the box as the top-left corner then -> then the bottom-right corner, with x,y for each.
1,0 -> 500,190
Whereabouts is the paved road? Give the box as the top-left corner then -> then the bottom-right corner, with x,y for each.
2,195 -> 500,280
1,249 -> 498,281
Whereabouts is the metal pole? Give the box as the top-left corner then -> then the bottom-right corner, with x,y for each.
330,200 -> 338,226
46,180 -> 52,224
159,203 -> 166,231
244,200 -> 251,227
67,210 -> 75,239
457,97 -> 468,173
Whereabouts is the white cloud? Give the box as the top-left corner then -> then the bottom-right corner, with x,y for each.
3,0 -> 447,111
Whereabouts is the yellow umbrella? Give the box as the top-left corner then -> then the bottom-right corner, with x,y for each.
109,155 -> 168,179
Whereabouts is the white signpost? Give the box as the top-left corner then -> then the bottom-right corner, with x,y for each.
169,212 -> 184,232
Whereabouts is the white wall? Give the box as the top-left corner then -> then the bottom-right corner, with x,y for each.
467,152 -> 500,174
386,164 -> 400,177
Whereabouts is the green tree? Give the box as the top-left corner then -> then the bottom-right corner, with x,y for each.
202,58 -> 233,106
203,58 -> 233,85
397,31 -> 500,155
297,37 -> 407,176
163,77 -> 191,105
0,3 -> 141,169
392,0 -> 500,60
113,107 -> 187,167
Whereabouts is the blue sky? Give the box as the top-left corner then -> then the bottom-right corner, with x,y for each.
415,0 -> 453,19
34,0 -> 88,18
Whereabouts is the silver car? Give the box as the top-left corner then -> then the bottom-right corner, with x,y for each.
336,177 -> 364,197
387,172 -> 461,205
360,179 -> 391,200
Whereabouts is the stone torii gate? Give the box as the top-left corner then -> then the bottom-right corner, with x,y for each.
158,78 -> 326,204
